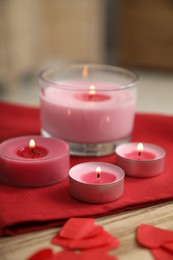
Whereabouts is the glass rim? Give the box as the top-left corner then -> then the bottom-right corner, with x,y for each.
39,63 -> 139,91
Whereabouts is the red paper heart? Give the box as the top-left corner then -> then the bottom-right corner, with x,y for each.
59,218 -> 103,239
137,224 -> 173,248
151,248 -> 173,260
52,229 -> 120,250
27,248 -> 55,260
55,250 -> 81,260
162,241 -> 173,252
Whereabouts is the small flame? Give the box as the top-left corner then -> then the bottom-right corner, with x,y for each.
82,66 -> 88,78
29,139 -> 35,149
96,166 -> 101,178
96,166 -> 101,174
137,143 -> 143,153
89,85 -> 96,95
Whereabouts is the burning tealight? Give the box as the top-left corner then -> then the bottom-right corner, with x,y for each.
115,142 -> 166,178
0,136 -> 70,187
69,162 -> 125,204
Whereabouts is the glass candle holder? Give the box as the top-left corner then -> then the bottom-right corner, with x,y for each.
39,64 -> 138,156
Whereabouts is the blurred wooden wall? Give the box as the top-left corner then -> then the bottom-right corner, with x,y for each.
117,0 -> 173,70
0,0 -> 105,93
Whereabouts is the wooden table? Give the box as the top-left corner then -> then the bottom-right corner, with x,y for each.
0,201 -> 172,260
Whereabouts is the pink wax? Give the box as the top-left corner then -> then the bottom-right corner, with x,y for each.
125,151 -> 156,160
0,136 -> 70,187
75,93 -> 110,102
115,143 -> 166,178
81,172 -> 117,184
40,81 -> 136,144
69,162 -> 124,204
17,145 -> 48,158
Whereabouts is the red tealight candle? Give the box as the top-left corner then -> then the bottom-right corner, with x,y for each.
69,162 -> 124,204
115,142 -> 166,178
0,136 -> 70,187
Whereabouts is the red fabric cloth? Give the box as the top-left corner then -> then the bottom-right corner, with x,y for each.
0,101 -> 173,236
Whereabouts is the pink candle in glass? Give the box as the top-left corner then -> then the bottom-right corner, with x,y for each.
40,81 -> 135,144
0,136 -> 70,187
69,162 -> 124,204
115,142 -> 165,178
39,64 -> 138,156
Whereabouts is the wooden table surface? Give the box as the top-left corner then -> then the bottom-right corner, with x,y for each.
0,201 -> 172,260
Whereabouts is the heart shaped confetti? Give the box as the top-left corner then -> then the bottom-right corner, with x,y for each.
55,250 -> 81,260
137,224 -> 173,248
162,241 -> 173,253
52,229 -> 119,250
59,218 -> 103,239
27,218 -> 120,260
151,248 -> 173,260
27,248 -> 55,260
52,217 -> 120,250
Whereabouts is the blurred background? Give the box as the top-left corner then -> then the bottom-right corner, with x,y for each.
0,0 -> 173,113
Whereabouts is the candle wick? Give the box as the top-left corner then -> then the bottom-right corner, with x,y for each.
97,173 -> 100,179
31,148 -> 35,156
138,151 -> 142,157
89,94 -> 93,100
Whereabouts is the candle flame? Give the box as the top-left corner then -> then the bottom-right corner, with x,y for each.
137,143 -> 143,152
82,65 -> 88,78
29,139 -> 35,149
89,85 -> 96,96
96,166 -> 101,174
96,166 -> 101,179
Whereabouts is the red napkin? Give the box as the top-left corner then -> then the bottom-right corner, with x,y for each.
137,224 -> 173,259
0,101 -> 173,236
0,102 -> 40,141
